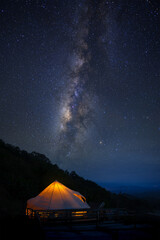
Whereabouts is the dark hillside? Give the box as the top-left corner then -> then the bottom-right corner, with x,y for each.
0,139 -> 149,217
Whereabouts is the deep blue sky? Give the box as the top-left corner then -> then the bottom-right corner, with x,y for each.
0,0 -> 160,187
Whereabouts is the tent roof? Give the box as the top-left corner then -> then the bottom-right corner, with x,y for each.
27,180 -> 90,210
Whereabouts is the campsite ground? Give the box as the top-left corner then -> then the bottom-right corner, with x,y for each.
1,212 -> 160,240
42,221 -> 159,240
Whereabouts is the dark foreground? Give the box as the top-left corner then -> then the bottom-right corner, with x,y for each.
1,213 -> 160,240
43,222 -> 159,240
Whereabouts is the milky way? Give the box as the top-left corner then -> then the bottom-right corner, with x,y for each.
54,1 -> 96,162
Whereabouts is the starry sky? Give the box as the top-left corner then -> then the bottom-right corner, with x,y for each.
0,0 -> 160,187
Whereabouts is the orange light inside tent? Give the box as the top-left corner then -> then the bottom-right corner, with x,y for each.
52,182 -> 86,204
73,211 -> 87,217
27,180 -> 90,212
40,181 -> 71,198
74,193 -> 86,202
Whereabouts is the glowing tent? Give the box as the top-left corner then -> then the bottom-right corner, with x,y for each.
27,180 -> 90,210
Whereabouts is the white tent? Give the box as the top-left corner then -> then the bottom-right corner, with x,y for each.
27,180 -> 90,210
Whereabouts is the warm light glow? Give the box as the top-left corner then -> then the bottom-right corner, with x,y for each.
74,193 -> 86,202
73,211 -> 87,217
74,211 -> 87,214
27,180 -> 90,211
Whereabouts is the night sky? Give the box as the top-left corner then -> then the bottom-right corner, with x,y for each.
0,0 -> 160,187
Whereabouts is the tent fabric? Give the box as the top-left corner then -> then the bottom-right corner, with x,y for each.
27,180 -> 90,210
